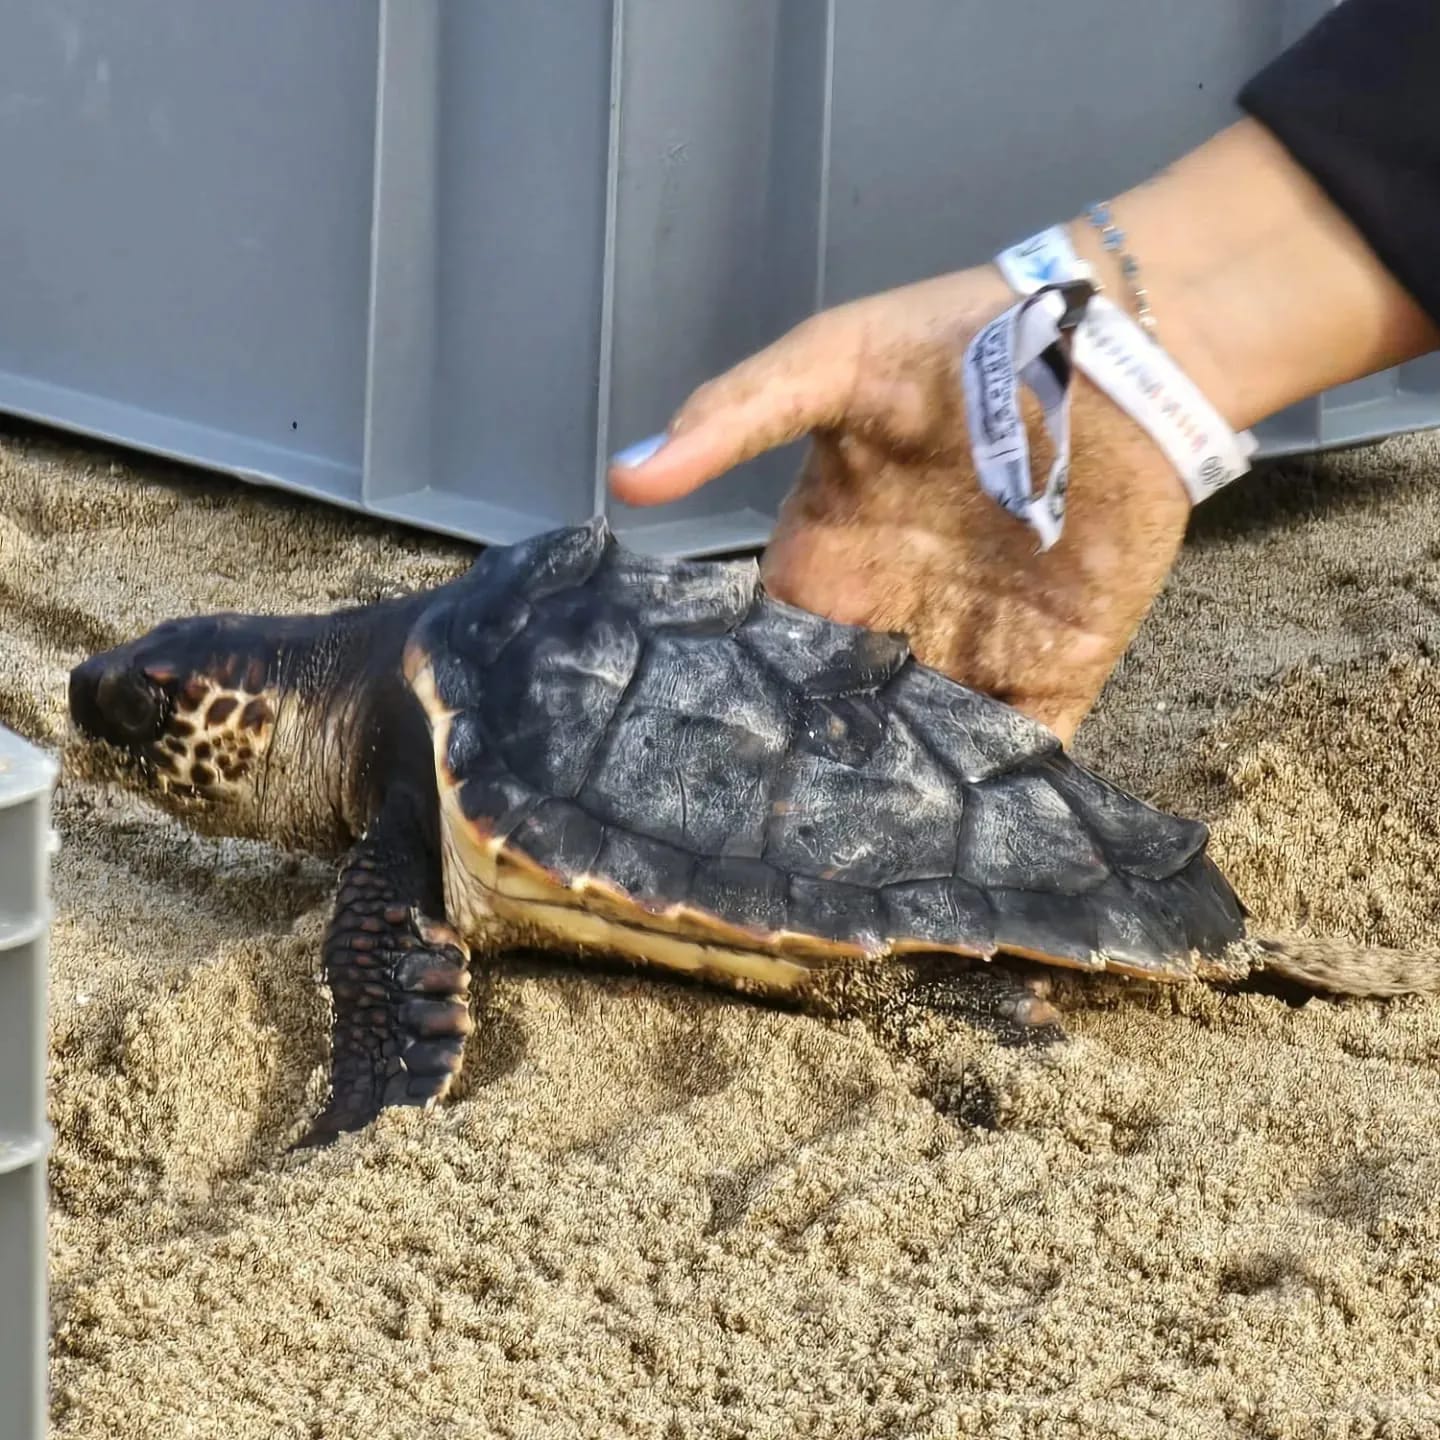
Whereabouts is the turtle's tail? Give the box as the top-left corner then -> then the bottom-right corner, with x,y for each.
1247,930 -> 1440,998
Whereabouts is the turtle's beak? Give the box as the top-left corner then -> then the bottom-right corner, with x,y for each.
68,656 -> 171,749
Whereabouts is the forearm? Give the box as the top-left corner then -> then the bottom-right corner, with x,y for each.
1060,116 -> 1440,434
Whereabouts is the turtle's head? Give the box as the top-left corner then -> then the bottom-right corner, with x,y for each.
67,609 -> 376,851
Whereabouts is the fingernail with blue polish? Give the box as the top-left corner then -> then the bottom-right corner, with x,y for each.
611,432 -> 668,468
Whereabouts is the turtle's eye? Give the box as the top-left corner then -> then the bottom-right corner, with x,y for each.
69,657 -> 171,747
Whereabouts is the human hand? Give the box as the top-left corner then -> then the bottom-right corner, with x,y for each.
610,109 -> 1440,746
608,262 -> 1192,747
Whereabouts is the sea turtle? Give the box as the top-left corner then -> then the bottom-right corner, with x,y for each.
66,518 -> 1438,1146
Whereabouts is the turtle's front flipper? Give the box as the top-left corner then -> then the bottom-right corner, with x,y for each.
297,784 -> 473,1149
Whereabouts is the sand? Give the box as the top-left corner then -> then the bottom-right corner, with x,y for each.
2,416 -> 1440,1439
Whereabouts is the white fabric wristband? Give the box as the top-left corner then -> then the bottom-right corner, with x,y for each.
995,224 -> 1095,298
990,226 -> 1258,520
960,281 -> 1090,550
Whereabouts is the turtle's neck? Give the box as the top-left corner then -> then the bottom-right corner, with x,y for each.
255,584 -> 461,852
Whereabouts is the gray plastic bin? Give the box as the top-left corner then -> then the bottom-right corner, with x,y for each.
0,0 -> 1434,557
0,726 -> 57,1440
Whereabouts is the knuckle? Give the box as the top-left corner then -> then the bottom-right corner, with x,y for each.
787,313 -> 835,356
672,376 -> 723,430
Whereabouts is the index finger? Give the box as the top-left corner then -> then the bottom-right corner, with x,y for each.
607,314 -> 857,507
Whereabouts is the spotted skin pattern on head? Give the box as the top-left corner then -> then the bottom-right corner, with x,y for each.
65,609 -> 380,854
154,676 -> 278,801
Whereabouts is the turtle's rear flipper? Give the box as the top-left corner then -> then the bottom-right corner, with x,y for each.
865,962 -> 1066,1130
900,965 -> 1068,1049
297,786 -> 473,1149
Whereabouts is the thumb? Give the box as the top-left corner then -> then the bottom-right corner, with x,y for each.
608,315 -> 856,506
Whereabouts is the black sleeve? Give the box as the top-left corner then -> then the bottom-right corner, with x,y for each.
1237,0 -> 1440,327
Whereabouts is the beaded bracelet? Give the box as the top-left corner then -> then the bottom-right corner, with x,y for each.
1084,200 -> 1158,342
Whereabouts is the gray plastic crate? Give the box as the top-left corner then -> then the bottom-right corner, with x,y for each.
0,0 -> 1434,557
0,726 -> 58,1440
